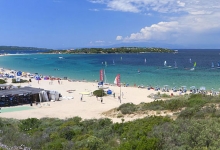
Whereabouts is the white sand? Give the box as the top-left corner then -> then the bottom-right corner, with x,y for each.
0,69 -> 182,122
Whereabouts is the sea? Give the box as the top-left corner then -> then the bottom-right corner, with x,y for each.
0,49 -> 220,90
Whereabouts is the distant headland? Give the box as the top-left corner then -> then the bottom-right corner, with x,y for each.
0,46 -> 174,54
0,46 -> 53,51
43,47 -> 174,54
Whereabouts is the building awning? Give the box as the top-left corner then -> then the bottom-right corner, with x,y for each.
0,87 -> 44,96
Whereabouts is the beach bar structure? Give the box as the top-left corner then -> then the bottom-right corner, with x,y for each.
0,87 -> 45,107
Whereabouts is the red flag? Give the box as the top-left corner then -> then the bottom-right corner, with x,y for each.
100,70 -> 104,81
114,74 -> 120,87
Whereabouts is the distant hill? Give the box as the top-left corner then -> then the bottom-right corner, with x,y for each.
0,46 -> 53,51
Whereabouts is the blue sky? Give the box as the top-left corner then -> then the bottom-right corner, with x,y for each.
0,0 -> 220,49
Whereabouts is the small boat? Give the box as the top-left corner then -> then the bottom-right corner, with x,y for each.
58,57 -> 63,59
144,58 -> 146,63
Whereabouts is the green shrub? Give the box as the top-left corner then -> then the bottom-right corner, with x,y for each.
0,79 -> 6,84
139,100 -> 165,111
12,78 -> 28,83
93,89 -> 106,97
117,103 -> 136,114
43,139 -> 64,150
19,118 -> 41,133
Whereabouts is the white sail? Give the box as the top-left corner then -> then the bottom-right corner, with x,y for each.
104,69 -> 109,85
114,76 -> 117,84
174,61 -> 177,68
164,61 -> 167,66
211,62 -> 214,68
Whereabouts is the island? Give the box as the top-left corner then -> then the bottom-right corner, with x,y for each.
43,47 -> 174,54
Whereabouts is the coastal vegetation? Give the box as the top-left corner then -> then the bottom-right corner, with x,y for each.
93,89 -> 107,97
43,47 -> 174,54
0,79 -> 6,84
11,78 -> 28,83
1,94 -> 220,149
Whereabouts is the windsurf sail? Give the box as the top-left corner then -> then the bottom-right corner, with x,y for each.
114,74 -> 121,87
194,62 -> 196,67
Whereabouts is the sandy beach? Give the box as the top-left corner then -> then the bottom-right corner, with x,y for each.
0,69 -> 183,122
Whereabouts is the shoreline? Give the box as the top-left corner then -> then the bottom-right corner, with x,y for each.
0,67 -> 191,123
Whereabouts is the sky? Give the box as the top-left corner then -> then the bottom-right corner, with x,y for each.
0,0 -> 220,49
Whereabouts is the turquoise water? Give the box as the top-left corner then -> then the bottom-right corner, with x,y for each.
0,49 -> 220,90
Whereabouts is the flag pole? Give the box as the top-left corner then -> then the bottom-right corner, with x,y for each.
120,83 -> 121,103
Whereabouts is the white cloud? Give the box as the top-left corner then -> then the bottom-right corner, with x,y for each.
89,0 -> 220,45
123,21 -> 179,41
89,0 -> 220,14
116,36 -> 123,40
95,40 -> 105,43
107,1 -> 139,12
177,1 -> 185,7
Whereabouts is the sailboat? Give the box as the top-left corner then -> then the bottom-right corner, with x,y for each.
174,61 -> 178,68
164,60 -> 171,68
190,62 -> 196,71
114,74 -> 122,103
164,61 -> 167,67
103,69 -> 109,85
98,69 -> 109,89
217,62 -> 220,69
113,60 -> 115,65
189,58 -> 192,63
211,62 -> 215,69
144,58 -> 146,63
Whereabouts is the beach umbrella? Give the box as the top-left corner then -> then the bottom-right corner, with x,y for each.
200,86 -> 206,90
17,71 -> 22,76
190,86 -> 196,90
35,74 -> 41,80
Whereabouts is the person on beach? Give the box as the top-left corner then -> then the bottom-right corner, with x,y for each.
81,95 -> 83,101
58,79 -> 60,84
113,93 -> 115,98
101,97 -> 103,103
96,95 -> 98,100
